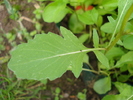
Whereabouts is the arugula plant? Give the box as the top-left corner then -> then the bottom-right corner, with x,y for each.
8,0 -> 133,99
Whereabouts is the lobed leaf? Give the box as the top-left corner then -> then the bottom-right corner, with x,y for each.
8,27 -> 87,80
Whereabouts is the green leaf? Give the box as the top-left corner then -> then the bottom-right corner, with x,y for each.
127,63 -> 133,74
8,27 -> 88,80
102,95 -> 126,100
79,34 -> 89,43
55,87 -> 61,94
100,0 -> 118,11
69,0 -> 85,6
105,47 -> 125,60
69,13 -> 85,33
96,0 -> 118,15
117,74 -> 130,82
93,76 -> 111,94
4,0 -> 14,14
125,22 -> 133,33
123,35 -> 133,50
114,82 -> 133,98
94,51 -> 110,69
42,1 -> 68,23
78,8 -> 99,25
83,54 -> 89,64
115,51 -> 133,68
93,29 -> 99,48
101,16 -> 116,33
70,0 -> 85,3
4,0 -> 19,20
97,15 -> 103,27
102,82 -> 133,100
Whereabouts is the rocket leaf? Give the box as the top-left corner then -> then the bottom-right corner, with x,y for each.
8,27 -> 89,80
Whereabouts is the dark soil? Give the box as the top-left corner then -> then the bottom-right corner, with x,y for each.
0,1 -> 102,100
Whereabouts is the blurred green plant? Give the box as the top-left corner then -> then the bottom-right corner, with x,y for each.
0,65 -> 48,99
77,89 -> 87,100
54,87 -> 63,100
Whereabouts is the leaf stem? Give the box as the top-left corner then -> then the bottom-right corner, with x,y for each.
82,48 -> 105,53
99,71 -> 109,76
127,94 -> 133,100
82,68 -> 99,74
82,68 -> 109,76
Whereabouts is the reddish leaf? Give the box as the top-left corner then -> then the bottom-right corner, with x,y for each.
75,6 -> 82,10
85,5 -> 94,11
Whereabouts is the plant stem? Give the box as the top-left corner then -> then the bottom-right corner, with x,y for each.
99,71 -> 109,76
106,4 -> 133,53
105,32 -> 122,52
82,68 -> 109,76
82,68 -> 99,74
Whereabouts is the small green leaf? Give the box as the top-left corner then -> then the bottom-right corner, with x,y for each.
79,34 -> 89,43
77,92 -> 86,100
83,54 -> 89,64
55,87 -> 61,94
127,63 -> 133,74
101,16 -> 116,33
69,13 -> 85,33
4,0 -> 14,14
94,51 -> 110,69
125,22 -> 133,33
117,75 -> 130,82
69,0 -> 85,6
8,27 -> 88,80
114,82 -> 133,97
93,76 -> 111,94
115,51 -> 133,67
69,0 -> 85,3
105,47 -> 125,60
97,15 -> 103,27
78,8 -> 99,25
4,0 -> 19,20
123,35 -> 133,50
103,82 -> 133,99
93,29 -> 99,48
100,0 -> 118,11
102,95 -> 126,100
42,1 -> 68,23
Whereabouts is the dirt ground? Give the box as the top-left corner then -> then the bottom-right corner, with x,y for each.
0,1 -> 102,100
